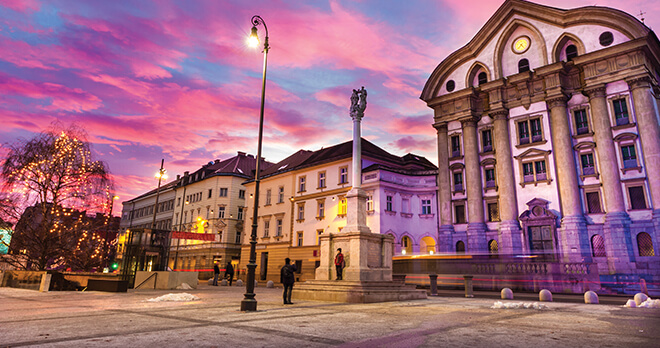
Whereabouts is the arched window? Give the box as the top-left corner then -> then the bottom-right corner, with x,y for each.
421,236 -> 436,254
637,232 -> 655,256
488,240 -> 498,254
401,236 -> 413,255
566,44 -> 578,61
591,235 -> 606,257
478,72 -> 487,85
456,240 -> 465,253
518,59 -> 530,73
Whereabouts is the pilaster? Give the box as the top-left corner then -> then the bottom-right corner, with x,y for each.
435,122 -> 454,249
461,118 -> 487,252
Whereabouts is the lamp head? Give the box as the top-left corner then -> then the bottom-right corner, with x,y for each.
248,26 -> 259,47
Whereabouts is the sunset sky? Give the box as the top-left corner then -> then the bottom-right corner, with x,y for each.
0,0 -> 658,215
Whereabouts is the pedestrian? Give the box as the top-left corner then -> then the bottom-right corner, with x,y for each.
213,262 -> 220,286
225,262 -> 234,286
335,248 -> 345,280
280,257 -> 297,305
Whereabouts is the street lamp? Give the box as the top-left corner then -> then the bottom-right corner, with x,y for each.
151,159 -> 168,230
241,15 -> 269,312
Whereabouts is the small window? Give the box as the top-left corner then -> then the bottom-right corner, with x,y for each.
613,99 -> 629,125
621,145 -> 637,168
481,130 -> 492,152
297,232 -> 303,247
263,220 -> 270,237
599,32 -> 613,46
487,202 -> 499,222
318,171 -> 326,188
453,172 -> 463,192
581,153 -> 595,175
238,190 -> 245,199
278,186 -> 284,203
628,186 -> 647,210
454,204 -> 466,224
297,204 -> 305,221
339,167 -> 349,184
451,135 -> 461,157
456,241 -> 466,253
446,80 -> 455,92
276,219 -> 283,236
338,197 -> 347,215
477,72 -> 487,85
237,207 -> 244,220
585,191 -> 602,214
265,189 -> 272,205
530,119 -> 542,142
637,232 -> 655,256
219,188 -> 228,197
208,189 -> 212,199
518,58 -> 530,73
566,44 -> 578,61
488,240 -> 498,254
317,201 -> 325,218
366,195 -> 373,211
298,176 -> 306,192
591,235 -> 606,257
386,195 -> 393,211
422,199 -> 432,215
485,168 -> 496,188
574,109 -> 589,135
518,121 -> 530,144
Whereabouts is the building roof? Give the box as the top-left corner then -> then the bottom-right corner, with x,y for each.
257,138 -> 437,180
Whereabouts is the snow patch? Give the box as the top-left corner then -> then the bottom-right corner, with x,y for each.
625,297 -> 660,309
147,293 -> 200,302
176,283 -> 193,290
492,301 -> 548,310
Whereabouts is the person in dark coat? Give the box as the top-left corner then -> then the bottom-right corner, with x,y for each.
335,248 -> 345,280
213,262 -> 220,286
280,258 -> 297,305
225,262 -> 234,286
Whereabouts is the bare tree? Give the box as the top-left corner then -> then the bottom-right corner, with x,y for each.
1,125 -> 114,270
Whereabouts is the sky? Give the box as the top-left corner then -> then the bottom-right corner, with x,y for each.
0,0 -> 658,215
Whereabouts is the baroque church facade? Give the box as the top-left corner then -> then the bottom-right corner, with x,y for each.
421,0 -> 660,288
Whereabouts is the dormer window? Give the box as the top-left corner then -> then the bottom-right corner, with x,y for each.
518,59 -> 530,73
566,44 -> 578,61
478,72 -> 487,85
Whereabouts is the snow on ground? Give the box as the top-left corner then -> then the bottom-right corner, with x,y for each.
491,301 -> 549,309
625,298 -> 660,309
176,283 -> 193,290
146,293 -> 200,302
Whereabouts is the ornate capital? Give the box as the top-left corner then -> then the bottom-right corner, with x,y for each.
489,109 -> 509,121
584,85 -> 607,100
626,76 -> 653,91
460,118 -> 478,128
434,122 -> 448,133
546,95 -> 567,110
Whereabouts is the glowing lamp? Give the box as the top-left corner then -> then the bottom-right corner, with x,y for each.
248,26 -> 259,47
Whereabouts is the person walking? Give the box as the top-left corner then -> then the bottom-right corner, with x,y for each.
225,262 -> 234,286
335,248 -> 345,280
280,258 -> 297,305
212,262 -> 220,286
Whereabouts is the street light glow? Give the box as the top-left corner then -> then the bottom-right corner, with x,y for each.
248,26 -> 259,47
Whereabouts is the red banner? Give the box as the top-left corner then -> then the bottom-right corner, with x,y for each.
171,231 -> 216,241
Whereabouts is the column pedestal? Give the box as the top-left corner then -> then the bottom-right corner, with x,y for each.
498,220 -> 522,255
603,211 -> 635,274
559,215 -> 590,263
467,222 -> 488,253
438,225 -> 454,253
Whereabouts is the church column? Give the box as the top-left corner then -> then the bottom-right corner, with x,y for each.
586,85 -> 633,272
547,96 -> 589,262
462,118 -> 487,252
435,123 -> 454,252
491,109 -> 522,254
627,77 -> 660,217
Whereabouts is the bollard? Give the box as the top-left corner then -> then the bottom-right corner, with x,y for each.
584,291 -> 599,304
267,280 -> 274,288
220,279 -> 228,286
640,279 -> 648,295
634,292 -> 648,306
464,275 -> 474,298
236,279 -> 244,287
501,288 -> 514,300
539,289 -> 553,302
429,274 -> 438,296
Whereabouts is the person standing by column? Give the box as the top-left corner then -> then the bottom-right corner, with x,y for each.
213,262 -> 220,286
225,262 -> 234,286
280,258 -> 297,305
334,248 -> 345,280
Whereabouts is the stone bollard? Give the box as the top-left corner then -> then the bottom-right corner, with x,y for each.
236,279 -> 244,287
539,289 -> 553,302
429,274 -> 438,296
634,292 -> 649,306
220,279 -> 228,286
464,275 -> 474,298
501,288 -> 513,300
207,278 -> 214,285
584,291 -> 599,304
39,273 -> 52,292
267,280 -> 274,288
640,279 -> 648,295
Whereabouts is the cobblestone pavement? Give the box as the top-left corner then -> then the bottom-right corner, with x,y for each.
1,284 -> 658,347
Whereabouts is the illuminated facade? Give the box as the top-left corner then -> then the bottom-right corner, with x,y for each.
421,0 -> 659,290
240,138 -> 437,282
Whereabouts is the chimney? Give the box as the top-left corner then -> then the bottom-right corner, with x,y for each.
238,151 -> 246,157
176,174 -> 181,180
215,159 -> 220,163
184,171 -> 189,177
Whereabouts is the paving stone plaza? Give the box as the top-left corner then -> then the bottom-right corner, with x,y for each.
1,285 -> 658,347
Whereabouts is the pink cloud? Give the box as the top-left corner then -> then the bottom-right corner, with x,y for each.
0,74 -> 103,112
389,136 -> 436,154
0,0 -> 39,12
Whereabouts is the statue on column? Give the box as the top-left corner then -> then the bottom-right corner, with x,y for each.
350,86 -> 367,118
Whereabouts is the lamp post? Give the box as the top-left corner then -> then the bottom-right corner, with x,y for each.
151,159 -> 168,230
241,15 -> 269,312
